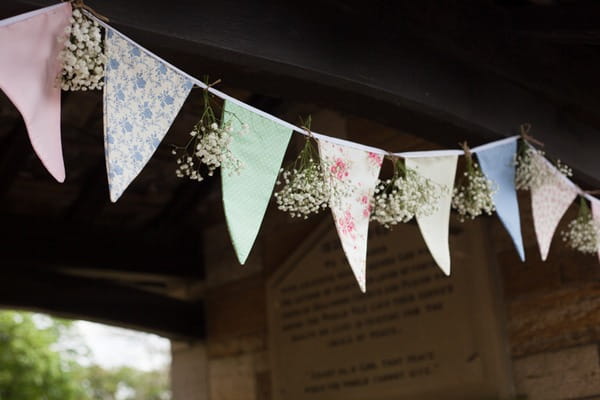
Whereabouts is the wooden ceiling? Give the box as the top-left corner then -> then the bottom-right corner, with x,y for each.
0,0 -> 599,339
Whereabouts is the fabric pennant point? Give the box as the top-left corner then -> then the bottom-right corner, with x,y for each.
405,155 -> 458,276
0,3 -> 72,182
103,28 -> 193,202
221,100 -> 293,265
476,138 -> 525,261
531,155 -> 578,261
318,141 -> 383,292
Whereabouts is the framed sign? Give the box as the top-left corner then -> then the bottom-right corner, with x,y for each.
266,219 -> 514,400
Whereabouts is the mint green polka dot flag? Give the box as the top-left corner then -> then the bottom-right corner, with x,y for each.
221,100 -> 292,264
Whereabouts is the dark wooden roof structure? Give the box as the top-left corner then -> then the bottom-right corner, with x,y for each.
0,0 -> 599,339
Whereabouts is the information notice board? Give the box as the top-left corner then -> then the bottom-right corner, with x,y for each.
267,219 -> 514,400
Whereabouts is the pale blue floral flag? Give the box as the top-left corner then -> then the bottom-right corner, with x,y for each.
221,100 -> 292,265
476,138 -> 525,261
103,28 -> 193,202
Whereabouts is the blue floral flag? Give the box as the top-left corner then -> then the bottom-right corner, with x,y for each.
221,100 -> 293,265
475,138 -> 525,261
103,28 -> 193,202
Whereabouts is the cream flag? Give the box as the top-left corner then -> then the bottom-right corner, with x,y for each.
405,155 -> 458,275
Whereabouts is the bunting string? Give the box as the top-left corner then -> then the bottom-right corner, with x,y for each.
0,4 -> 598,293
81,9 -> 598,205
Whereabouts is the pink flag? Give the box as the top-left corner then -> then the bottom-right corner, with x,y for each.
591,197 -> 600,263
531,155 -> 578,261
318,140 -> 382,292
0,3 -> 72,182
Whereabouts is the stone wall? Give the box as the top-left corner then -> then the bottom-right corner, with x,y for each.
495,195 -> 600,399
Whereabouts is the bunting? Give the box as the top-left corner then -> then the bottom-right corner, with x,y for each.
405,155 -> 458,275
318,141 -> 382,292
0,4 -> 599,290
475,138 -> 525,261
531,155 -> 578,261
103,28 -> 193,202
0,3 -> 72,182
221,100 -> 293,265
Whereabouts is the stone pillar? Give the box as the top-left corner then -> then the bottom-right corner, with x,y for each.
171,341 -> 210,400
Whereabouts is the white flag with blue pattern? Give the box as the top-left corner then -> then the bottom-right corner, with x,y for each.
103,28 -> 193,202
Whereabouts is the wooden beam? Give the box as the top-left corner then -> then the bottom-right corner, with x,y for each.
1,215 -> 204,279
0,119 -> 32,197
91,0 -> 600,185
5,0 -> 600,186
0,268 -> 205,339
149,179 -> 213,230
65,161 -> 109,223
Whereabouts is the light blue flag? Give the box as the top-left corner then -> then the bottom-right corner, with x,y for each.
475,137 -> 525,261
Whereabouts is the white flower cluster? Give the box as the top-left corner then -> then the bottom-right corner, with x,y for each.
371,166 -> 441,228
274,161 -> 330,219
515,144 -> 573,190
58,8 -> 107,91
452,162 -> 496,222
555,159 -> 573,178
174,122 -> 243,181
274,139 -> 330,219
561,214 -> 600,254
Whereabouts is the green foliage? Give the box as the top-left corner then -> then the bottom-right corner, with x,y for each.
0,311 -> 84,400
82,365 -> 170,400
0,311 -> 171,400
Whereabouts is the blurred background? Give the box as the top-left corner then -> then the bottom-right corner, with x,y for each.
0,310 -> 171,400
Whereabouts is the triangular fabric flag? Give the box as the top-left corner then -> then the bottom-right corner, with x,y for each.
103,28 -> 193,202
221,100 -> 292,265
475,138 -> 525,261
318,141 -> 382,292
591,197 -> 600,263
0,3 -> 72,182
530,155 -> 578,261
405,155 -> 458,275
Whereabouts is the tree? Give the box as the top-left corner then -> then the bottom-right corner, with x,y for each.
0,310 -> 171,400
82,366 -> 171,400
0,311 -> 84,400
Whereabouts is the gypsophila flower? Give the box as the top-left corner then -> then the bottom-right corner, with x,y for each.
555,159 -> 573,178
371,159 -> 442,228
57,8 -> 107,91
274,138 -> 330,219
561,198 -> 600,254
172,87 -> 243,181
515,142 -> 573,190
452,157 -> 496,222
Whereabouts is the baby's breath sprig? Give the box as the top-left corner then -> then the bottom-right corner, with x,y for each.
515,124 -> 573,190
371,157 -> 441,228
561,197 -> 600,254
274,116 -> 330,219
452,142 -> 496,222
171,80 -> 244,181
58,8 -> 107,91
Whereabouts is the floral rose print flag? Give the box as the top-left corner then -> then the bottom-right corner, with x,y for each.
531,153 -> 578,261
103,28 -> 193,202
404,155 -> 458,276
0,3 -> 72,182
318,140 -> 382,293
